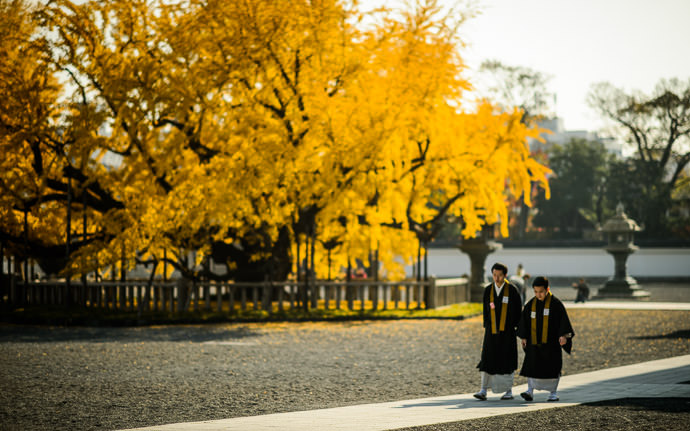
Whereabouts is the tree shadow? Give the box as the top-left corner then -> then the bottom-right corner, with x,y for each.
583,397 -> 690,413
0,323 -> 262,343
629,329 -> 690,340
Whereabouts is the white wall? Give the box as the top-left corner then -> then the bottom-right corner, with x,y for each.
408,247 -> 690,279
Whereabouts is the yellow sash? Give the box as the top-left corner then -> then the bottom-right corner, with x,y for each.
490,283 -> 510,334
530,292 -> 552,345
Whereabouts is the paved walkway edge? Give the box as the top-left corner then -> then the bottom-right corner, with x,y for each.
121,354 -> 690,431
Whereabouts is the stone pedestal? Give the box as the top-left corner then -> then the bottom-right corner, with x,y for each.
596,244 -> 650,299
595,204 -> 650,300
459,238 -> 502,302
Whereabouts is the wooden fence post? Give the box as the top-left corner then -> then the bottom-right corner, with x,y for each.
426,278 -> 437,309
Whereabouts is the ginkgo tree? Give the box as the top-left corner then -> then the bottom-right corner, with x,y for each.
0,0 -> 550,285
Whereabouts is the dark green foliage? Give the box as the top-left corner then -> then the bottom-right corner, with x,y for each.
533,138 -> 609,238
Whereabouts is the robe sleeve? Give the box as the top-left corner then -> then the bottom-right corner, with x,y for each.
481,286 -> 490,329
555,299 -> 575,354
516,299 -> 531,340
509,284 -> 522,329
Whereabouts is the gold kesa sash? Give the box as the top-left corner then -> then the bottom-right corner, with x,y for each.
490,283 -> 510,334
530,291 -> 552,345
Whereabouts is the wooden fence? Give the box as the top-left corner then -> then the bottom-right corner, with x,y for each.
0,277 -> 469,314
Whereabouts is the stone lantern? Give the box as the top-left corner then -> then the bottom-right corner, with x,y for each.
459,224 -> 502,302
596,203 -> 650,299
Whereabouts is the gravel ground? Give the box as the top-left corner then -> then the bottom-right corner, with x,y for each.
1,292 -> 689,431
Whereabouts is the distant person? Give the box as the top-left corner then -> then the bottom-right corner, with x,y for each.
354,268 -> 368,279
509,272 -> 530,306
516,263 -> 525,278
474,262 -> 522,401
572,278 -> 590,303
517,276 -> 575,402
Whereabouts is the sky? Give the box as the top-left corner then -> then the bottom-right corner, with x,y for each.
361,0 -> 690,132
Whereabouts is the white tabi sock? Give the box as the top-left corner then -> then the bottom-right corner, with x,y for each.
479,372 -> 489,393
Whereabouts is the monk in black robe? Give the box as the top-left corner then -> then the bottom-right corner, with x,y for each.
474,262 -> 522,401
517,276 -> 574,402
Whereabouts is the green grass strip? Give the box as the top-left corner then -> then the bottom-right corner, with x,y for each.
2,303 -> 482,326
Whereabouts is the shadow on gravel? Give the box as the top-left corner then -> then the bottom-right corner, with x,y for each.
0,324 -> 263,343
584,397 -> 690,412
629,329 -> 690,340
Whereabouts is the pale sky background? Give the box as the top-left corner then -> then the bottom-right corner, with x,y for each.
361,0 -> 690,133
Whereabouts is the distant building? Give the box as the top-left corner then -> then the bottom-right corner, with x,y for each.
529,117 -> 623,158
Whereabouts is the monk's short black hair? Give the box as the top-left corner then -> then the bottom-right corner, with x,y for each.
491,262 -> 508,275
532,276 -> 550,288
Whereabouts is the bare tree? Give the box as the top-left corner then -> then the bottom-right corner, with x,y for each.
478,60 -> 555,124
588,78 -> 690,236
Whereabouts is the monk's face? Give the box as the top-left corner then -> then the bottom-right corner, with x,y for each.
492,269 -> 506,286
533,285 -> 548,301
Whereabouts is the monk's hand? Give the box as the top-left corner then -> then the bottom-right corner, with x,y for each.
559,336 -> 567,346
521,338 -> 527,348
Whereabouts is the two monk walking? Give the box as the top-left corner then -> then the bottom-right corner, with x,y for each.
474,263 -> 575,402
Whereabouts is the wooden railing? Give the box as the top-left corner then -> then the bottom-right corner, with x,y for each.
0,277 -> 469,314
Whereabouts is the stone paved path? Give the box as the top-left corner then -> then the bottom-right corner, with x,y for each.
121,346 -> 690,430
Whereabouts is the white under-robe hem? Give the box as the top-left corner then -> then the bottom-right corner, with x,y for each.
481,371 -> 514,394
528,377 -> 559,392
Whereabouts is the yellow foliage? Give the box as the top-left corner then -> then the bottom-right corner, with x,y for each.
0,0 -> 550,281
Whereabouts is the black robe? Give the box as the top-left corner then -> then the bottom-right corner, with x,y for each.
477,281 -> 522,375
517,293 -> 575,379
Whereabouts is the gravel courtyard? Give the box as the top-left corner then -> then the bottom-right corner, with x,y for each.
1,308 -> 689,431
